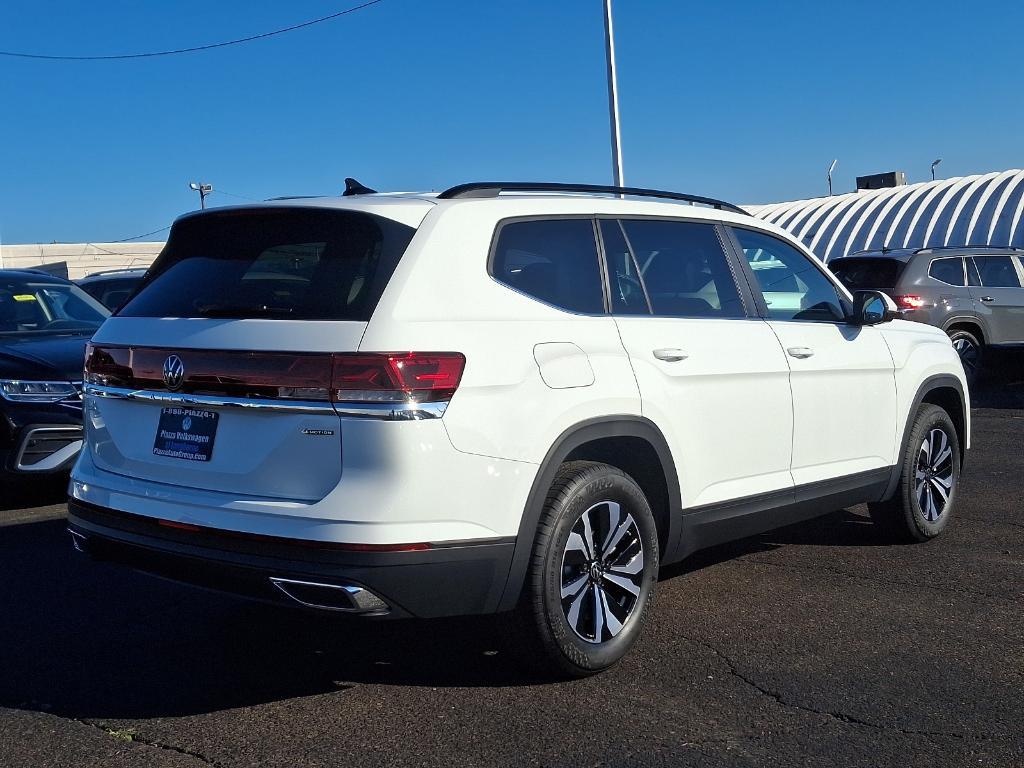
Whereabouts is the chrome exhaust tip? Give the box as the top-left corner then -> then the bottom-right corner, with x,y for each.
269,577 -> 390,615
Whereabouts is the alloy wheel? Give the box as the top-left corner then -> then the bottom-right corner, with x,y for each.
560,501 -> 644,644
952,337 -> 979,377
915,427 -> 955,522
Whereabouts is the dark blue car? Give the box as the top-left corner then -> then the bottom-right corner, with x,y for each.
0,270 -> 109,479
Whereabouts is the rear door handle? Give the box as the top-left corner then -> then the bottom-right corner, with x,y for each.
652,348 -> 688,362
979,296 -> 994,303
787,346 -> 815,359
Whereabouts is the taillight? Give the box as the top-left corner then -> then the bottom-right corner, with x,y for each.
83,346 -> 466,405
893,295 -> 926,310
331,353 -> 466,403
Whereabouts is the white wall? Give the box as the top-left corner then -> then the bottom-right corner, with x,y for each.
0,242 -> 163,280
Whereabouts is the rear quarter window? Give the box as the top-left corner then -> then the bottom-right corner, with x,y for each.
490,218 -> 605,314
118,208 -> 415,321
928,257 -> 965,286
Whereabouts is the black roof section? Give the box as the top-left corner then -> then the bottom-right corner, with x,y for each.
437,182 -> 749,215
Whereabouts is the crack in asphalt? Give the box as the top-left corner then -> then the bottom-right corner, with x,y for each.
684,636 -> 999,745
735,556 -> 1018,603
68,716 -> 222,766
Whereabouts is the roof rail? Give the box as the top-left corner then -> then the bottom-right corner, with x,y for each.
437,182 -> 749,216
913,244 -> 1021,254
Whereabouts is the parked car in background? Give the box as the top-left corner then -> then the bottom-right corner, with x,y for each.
0,270 -> 108,479
68,182 -> 968,677
829,247 -> 1024,382
76,268 -> 148,311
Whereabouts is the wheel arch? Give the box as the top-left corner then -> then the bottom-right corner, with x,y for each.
942,315 -> 987,344
882,374 -> 968,503
495,416 -> 681,612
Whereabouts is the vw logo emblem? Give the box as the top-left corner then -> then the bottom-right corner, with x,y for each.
162,354 -> 185,391
181,416 -> 192,432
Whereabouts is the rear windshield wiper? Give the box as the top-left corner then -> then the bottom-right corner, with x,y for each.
195,304 -> 296,319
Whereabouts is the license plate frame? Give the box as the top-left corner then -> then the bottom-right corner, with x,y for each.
152,407 -> 219,462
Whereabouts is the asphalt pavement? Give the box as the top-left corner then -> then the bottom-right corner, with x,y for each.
1,370 -> 1021,767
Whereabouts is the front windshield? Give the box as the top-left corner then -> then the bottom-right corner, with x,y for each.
0,276 -> 110,336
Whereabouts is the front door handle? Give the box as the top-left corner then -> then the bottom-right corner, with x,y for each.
979,296 -> 994,303
787,346 -> 815,359
652,348 -> 688,362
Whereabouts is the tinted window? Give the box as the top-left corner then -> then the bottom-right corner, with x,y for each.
600,220 -> 649,314
733,228 -> 846,322
829,257 -> 906,292
619,220 -> 744,318
0,277 -> 108,335
967,257 -> 982,287
119,209 -> 415,320
974,256 -> 1022,288
491,219 -> 604,314
928,257 -> 965,286
83,277 -> 144,310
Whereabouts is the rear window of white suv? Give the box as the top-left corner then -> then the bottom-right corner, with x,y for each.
118,208 -> 415,321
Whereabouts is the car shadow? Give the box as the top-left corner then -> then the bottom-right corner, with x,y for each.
973,349 -> 1024,409
0,474 -> 68,512
0,504 -> 894,721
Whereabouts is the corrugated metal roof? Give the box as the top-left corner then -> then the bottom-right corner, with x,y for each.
746,169 -> 1024,261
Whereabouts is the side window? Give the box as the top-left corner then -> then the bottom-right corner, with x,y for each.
600,219 -> 649,314
619,219 -> 745,318
974,256 -> 1022,288
732,228 -> 847,323
928,257 -> 965,286
491,219 -> 604,314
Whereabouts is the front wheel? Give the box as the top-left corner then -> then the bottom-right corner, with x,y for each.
869,404 -> 961,542
519,461 -> 659,677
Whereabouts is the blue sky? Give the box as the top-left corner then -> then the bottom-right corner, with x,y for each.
2,0 -> 1022,244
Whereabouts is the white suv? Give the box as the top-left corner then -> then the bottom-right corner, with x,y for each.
69,181 -> 970,676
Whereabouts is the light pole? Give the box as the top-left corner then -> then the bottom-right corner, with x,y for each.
931,158 -> 942,181
827,158 -> 838,196
603,0 -> 624,188
189,182 -> 213,209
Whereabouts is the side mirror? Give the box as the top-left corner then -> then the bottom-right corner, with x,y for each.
851,290 -> 898,326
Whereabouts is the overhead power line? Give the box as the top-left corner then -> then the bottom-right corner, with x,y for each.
0,0 -> 384,61
112,225 -> 171,242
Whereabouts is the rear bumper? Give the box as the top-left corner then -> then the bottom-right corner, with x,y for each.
67,499 -> 515,619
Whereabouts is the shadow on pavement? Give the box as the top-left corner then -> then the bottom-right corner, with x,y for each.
0,507 -> 886,721
0,474 -> 67,512
972,349 -> 1024,409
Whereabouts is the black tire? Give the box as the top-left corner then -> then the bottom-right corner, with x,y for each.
868,404 -> 961,543
517,461 -> 659,677
947,328 -> 983,385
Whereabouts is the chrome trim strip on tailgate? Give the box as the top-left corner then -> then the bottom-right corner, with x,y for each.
85,384 -> 336,415
84,384 -> 448,420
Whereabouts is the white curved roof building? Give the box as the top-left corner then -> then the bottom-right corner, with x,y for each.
747,169 -> 1024,262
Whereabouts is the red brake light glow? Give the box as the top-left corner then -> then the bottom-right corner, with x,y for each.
894,295 -> 926,310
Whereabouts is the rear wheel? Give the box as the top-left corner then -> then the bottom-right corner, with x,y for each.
869,404 -> 960,542
947,328 -> 983,384
519,461 -> 658,677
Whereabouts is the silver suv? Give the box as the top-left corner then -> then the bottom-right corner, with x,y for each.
830,246 -> 1024,381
